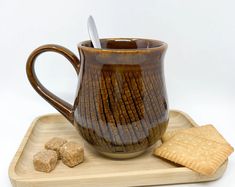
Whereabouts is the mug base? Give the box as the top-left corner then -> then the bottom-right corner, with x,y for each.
98,150 -> 145,159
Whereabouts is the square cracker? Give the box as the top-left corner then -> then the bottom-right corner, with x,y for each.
155,132 -> 234,176
162,125 -> 229,145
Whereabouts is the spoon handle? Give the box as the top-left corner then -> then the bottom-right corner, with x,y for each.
87,16 -> 101,48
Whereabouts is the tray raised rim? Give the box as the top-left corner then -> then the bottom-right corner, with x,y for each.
8,110 -> 228,185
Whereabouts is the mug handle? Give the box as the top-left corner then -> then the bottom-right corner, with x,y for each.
26,44 -> 80,124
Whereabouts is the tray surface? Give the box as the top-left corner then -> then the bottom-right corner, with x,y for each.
9,110 -> 227,187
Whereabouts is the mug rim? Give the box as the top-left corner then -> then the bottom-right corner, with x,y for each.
77,38 -> 167,53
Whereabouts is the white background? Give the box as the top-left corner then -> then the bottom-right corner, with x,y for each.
0,0 -> 234,186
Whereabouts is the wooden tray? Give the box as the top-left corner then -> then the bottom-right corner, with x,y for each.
9,110 -> 228,187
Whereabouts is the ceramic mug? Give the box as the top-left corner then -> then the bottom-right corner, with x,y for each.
26,38 -> 169,159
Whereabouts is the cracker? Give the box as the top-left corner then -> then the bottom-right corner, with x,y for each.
162,125 -> 229,145
155,132 -> 234,176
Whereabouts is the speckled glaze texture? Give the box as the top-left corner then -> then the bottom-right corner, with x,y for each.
26,38 -> 169,158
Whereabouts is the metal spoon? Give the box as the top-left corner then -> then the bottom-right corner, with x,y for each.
87,15 -> 101,48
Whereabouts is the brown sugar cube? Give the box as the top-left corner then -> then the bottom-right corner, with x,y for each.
45,137 -> 67,158
59,141 -> 84,167
33,150 -> 58,173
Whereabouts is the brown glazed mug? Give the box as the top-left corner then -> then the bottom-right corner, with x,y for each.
26,38 -> 169,159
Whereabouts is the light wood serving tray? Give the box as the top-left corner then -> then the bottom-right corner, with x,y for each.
9,110 -> 228,187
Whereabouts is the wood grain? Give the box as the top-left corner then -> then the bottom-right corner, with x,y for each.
9,110 -> 228,187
